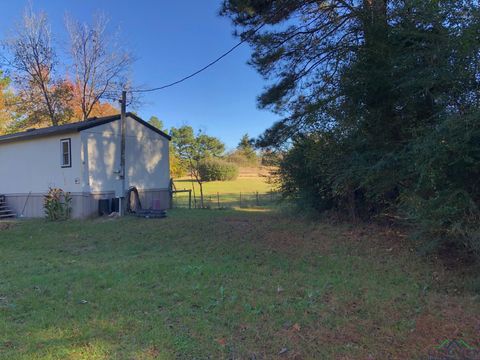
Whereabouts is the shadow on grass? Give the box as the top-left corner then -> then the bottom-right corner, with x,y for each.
0,209 -> 479,359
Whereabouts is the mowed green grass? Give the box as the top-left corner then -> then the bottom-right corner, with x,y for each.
0,209 -> 479,359
173,176 -> 273,194
172,175 -> 276,208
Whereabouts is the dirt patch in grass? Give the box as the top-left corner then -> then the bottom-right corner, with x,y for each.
223,213 -> 337,256
267,303 -> 479,359
405,296 -> 480,354
225,213 -> 410,259
0,222 -> 14,231
220,214 -> 480,359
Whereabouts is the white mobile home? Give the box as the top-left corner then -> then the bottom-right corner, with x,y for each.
0,113 -> 171,218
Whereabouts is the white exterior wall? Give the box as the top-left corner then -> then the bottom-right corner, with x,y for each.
81,120 -> 122,195
0,133 -> 82,194
81,116 -> 170,195
125,117 -> 170,190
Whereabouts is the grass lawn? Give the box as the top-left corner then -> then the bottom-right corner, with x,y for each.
173,177 -> 273,195
0,209 -> 479,359
172,175 -> 276,208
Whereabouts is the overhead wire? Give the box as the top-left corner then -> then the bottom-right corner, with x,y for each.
128,24 -> 264,94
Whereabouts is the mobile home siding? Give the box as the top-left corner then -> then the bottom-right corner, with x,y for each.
0,115 -> 170,218
0,132 -> 82,194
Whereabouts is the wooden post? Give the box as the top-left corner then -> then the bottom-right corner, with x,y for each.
240,192 -> 242,207
256,191 -> 259,206
188,190 -> 192,209
169,178 -> 174,209
217,192 -> 220,208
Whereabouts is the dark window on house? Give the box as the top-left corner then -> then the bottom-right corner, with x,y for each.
60,138 -> 71,168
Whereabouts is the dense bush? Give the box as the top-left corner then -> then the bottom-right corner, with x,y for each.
401,113 -> 480,254
278,111 -> 480,255
223,0 -> 480,257
198,159 -> 239,181
44,188 -> 72,221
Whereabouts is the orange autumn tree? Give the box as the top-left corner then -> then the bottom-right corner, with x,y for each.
2,8 -> 129,132
67,80 -> 118,120
4,9 -> 71,127
0,72 -> 14,135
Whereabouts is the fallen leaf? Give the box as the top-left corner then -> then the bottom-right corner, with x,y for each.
279,347 -> 288,355
216,338 -> 226,346
292,323 -> 301,332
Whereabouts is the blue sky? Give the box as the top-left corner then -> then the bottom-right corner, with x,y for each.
0,1 -> 280,149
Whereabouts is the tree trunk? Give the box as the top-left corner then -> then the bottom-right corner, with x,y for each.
198,181 -> 204,208
191,178 -> 197,208
348,188 -> 358,223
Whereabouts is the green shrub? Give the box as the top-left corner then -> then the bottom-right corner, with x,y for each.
277,112 -> 480,256
401,113 -> 480,255
44,188 -> 72,221
198,159 -> 239,181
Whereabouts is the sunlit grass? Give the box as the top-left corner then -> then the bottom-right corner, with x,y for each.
0,209 -> 478,359
173,176 -> 274,194
172,175 -> 277,208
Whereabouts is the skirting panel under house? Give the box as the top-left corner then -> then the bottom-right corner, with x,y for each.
3,189 -> 171,219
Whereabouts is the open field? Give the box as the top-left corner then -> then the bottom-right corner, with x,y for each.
1,209 -> 479,359
172,169 -> 277,208
173,176 -> 273,195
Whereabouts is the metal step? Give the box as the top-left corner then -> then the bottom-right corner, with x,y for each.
0,195 -> 15,218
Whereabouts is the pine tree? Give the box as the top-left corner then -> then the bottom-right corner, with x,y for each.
222,0 -> 480,253
237,134 -> 257,163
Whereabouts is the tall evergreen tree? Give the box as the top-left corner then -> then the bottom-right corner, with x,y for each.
237,133 -> 257,162
148,116 -> 164,131
222,0 -> 480,254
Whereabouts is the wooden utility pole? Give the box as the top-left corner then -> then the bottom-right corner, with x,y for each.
119,90 -> 127,216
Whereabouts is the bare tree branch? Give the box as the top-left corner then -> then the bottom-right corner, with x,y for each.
3,6 -> 71,126
66,13 -> 133,120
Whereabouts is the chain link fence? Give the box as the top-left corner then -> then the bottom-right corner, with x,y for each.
172,190 -> 282,209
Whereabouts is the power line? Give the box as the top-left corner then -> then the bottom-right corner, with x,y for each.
130,25 -> 264,94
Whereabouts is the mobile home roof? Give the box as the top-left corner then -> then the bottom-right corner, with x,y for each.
0,113 -> 171,144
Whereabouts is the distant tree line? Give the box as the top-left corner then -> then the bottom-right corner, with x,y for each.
0,6 -> 132,134
222,0 -> 480,256
148,119 -> 262,207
